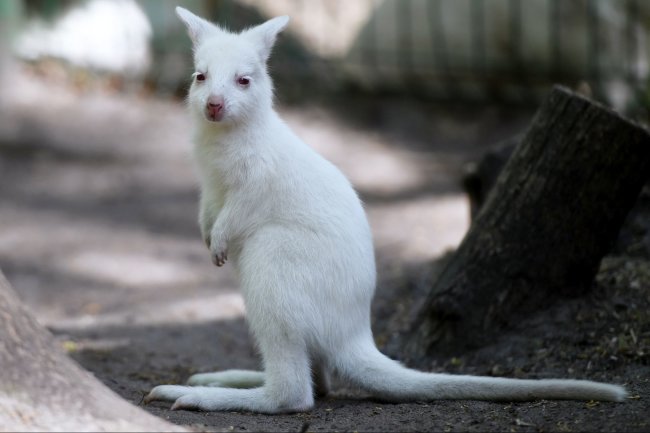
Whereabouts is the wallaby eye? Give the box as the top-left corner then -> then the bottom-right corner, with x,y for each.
195,72 -> 206,82
237,76 -> 251,87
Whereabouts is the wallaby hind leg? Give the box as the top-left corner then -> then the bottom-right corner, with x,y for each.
146,325 -> 314,413
187,364 -> 329,396
187,370 -> 265,388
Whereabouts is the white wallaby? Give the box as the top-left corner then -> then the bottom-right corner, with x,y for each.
145,7 -> 627,413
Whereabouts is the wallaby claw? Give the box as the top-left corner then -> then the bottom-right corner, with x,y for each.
212,252 -> 227,267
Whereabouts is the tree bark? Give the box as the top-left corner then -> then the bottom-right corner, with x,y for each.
0,271 -> 185,432
405,86 -> 650,359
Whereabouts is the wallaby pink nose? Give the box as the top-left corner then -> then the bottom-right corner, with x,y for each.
207,95 -> 224,109
206,95 -> 225,121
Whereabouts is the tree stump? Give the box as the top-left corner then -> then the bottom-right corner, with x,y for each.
405,86 -> 650,359
0,271 -> 185,432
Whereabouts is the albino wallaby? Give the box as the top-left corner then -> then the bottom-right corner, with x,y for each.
145,7 -> 627,413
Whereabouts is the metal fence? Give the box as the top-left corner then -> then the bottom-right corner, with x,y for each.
342,0 -> 649,110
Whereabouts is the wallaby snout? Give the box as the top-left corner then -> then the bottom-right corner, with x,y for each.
206,95 -> 225,122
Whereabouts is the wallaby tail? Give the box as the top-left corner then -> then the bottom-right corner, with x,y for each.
334,339 -> 627,402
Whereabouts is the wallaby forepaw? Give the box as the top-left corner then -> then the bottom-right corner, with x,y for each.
211,249 -> 228,267
209,232 -> 228,267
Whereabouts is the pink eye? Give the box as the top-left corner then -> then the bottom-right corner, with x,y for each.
195,73 -> 206,82
237,76 -> 251,87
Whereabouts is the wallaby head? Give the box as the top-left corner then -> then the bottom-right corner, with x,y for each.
175,7 -> 289,125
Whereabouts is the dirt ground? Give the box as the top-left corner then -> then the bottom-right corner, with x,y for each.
1,67 -> 649,432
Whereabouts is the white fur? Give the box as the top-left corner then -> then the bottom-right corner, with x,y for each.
146,7 -> 627,413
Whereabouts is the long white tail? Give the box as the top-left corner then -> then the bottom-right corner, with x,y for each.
335,338 -> 627,402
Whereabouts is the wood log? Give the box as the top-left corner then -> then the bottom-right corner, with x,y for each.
405,86 -> 650,359
0,271 -> 185,432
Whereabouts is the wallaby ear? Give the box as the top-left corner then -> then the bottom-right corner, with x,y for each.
175,6 -> 221,47
243,16 -> 290,62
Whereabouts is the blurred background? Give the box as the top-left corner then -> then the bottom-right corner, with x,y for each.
4,0 -> 649,105
0,0 -> 649,411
